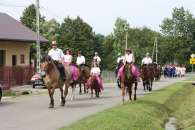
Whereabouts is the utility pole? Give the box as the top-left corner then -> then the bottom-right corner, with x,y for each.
155,37 -> 158,64
36,0 -> 40,72
152,37 -> 158,64
124,25 -> 128,49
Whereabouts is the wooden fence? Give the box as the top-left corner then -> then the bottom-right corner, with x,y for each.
0,66 -> 34,89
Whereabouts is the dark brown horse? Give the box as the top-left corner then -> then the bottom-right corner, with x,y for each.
90,75 -> 100,98
120,63 -> 137,104
141,64 -> 154,91
153,64 -> 161,81
40,56 -> 70,108
78,65 -> 90,94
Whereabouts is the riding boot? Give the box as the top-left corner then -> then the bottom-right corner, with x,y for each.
58,63 -> 66,81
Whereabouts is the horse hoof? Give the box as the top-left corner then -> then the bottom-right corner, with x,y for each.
49,105 -> 54,108
61,103 -> 65,106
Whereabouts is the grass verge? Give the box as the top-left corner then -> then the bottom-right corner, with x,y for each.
60,81 -> 195,130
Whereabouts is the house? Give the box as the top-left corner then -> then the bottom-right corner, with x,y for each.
0,12 -> 48,88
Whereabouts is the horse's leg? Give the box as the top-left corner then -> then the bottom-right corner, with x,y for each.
121,82 -> 125,104
79,83 -> 82,95
134,82 -> 137,100
60,86 -> 65,106
84,83 -> 87,94
128,85 -> 132,101
91,87 -> 93,98
150,79 -> 153,91
143,82 -> 146,91
48,87 -> 55,108
71,84 -> 76,101
64,83 -> 69,105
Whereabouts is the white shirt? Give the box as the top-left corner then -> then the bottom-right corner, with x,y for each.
76,55 -> 85,65
142,57 -> 152,65
93,56 -> 101,63
90,67 -> 101,75
64,54 -> 72,63
48,48 -> 64,61
117,56 -> 125,63
124,53 -> 134,63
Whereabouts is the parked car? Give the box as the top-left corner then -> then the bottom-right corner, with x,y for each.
0,87 -> 2,102
31,73 -> 45,88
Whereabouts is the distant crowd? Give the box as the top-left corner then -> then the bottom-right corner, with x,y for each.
162,64 -> 186,78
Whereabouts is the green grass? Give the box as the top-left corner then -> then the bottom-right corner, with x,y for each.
59,80 -> 195,130
2,89 -> 16,96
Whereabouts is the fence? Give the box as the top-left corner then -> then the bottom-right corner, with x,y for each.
0,66 -> 34,89
102,70 -> 116,83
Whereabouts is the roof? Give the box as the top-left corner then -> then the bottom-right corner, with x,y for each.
0,12 -> 48,43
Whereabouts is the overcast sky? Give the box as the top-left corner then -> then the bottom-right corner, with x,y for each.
0,0 -> 194,35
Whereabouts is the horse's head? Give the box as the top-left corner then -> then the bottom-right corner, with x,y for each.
124,63 -> 133,80
40,55 -> 53,72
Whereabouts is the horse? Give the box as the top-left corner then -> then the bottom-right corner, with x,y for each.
141,64 -> 154,91
120,63 -> 137,104
90,75 -> 101,98
116,60 -> 124,88
153,64 -> 161,81
77,64 -> 90,94
40,56 -> 70,108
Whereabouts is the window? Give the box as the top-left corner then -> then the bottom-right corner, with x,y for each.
20,54 -> 25,64
0,50 -> 5,66
12,55 -> 17,66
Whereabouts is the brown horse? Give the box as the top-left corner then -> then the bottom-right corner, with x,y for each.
141,64 -> 154,91
78,65 -> 90,94
40,56 -> 70,108
90,75 -> 101,98
153,64 -> 161,81
120,63 -> 137,104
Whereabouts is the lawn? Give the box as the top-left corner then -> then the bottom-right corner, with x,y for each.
60,80 -> 195,130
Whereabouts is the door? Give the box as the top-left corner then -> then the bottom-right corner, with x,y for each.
12,55 -> 17,66
0,50 -> 5,66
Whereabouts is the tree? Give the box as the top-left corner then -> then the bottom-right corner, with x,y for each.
113,17 -> 130,54
160,7 -> 195,65
59,16 -> 95,64
20,4 -> 45,32
160,7 -> 194,39
20,4 -> 46,60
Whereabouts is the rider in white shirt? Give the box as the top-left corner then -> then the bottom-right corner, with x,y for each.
93,52 -> 101,66
124,51 -> 135,64
48,41 -> 64,62
91,58 -> 101,75
64,48 -> 73,65
76,51 -> 85,66
141,52 -> 152,65
48,41 -> 65,80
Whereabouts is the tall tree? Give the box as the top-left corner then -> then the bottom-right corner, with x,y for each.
160,7 -> 195,65
59,16 -> 95,64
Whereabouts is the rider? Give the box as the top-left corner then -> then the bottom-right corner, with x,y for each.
76,51 -> 85,66
64,48 -> 80,82
116,53 -> 125,77
86,58 -> 103,91
93,52 -> 101,66
64,48 -> 73,65
117,48 -> 140,81
141,52 -> 152,65
48,40 -> 65,80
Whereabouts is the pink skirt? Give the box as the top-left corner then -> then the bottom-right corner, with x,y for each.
86,75 -> 103,91
117,64 -> 140,79
64,62 -> 80,81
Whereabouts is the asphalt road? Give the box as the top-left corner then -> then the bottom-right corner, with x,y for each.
0,75 -> 192,130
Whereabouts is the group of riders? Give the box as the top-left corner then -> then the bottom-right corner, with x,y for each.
46,40 -> 103,91
43,40 -> 161,93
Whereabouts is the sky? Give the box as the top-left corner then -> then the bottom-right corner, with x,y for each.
0,0 -> 194,35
